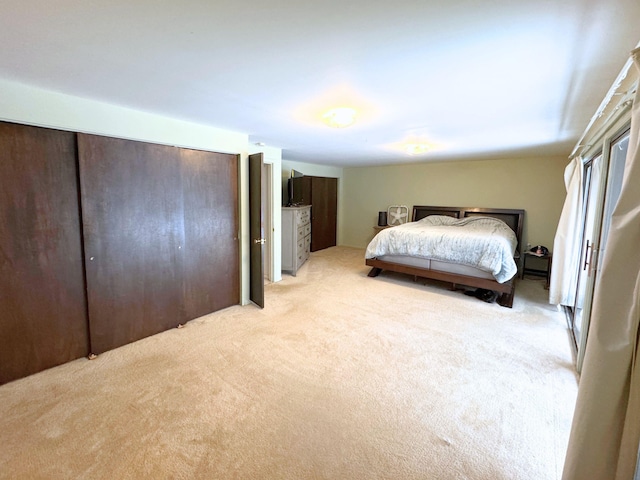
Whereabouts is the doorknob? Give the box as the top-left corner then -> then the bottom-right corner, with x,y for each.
254,238 -> 266,244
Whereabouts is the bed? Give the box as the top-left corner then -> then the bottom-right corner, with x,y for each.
365,206 -> 525,308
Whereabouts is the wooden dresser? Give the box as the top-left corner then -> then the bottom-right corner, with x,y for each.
282,205 -> 311,276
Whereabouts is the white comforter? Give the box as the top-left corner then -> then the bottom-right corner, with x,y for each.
365,215 -> 518,283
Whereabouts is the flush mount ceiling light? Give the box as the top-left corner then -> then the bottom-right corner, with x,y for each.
384,136 -> 442,157
405,143 -> 431,155
322,107 -> 357,128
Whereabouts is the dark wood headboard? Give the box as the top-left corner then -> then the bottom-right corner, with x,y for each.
412,205 -> 525,254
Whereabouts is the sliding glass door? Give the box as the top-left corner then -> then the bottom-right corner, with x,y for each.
570,153 -> 603,355
569,128 -> 630,371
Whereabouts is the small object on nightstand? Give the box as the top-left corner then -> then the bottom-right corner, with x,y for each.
378,211 -> 388,226
528,245 -> 549,256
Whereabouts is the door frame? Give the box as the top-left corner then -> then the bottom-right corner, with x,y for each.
262,162 -> 274,282
240,147 -> 282,305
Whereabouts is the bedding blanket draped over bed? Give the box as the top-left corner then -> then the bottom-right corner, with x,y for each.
365,216 -> 518,283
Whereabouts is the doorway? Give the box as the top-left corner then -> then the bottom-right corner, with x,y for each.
262,162 -> 273,283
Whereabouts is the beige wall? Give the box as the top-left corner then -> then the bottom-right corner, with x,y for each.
341,156 -> 569,251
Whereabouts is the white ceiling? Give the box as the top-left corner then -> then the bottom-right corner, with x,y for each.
0,0 -> 638,166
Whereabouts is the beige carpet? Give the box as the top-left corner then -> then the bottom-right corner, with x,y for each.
0,246 -> 577,479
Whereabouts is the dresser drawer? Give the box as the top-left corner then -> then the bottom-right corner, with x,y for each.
296,246 -> 305,267
296,223 -> 311,241
296,208 -> 310,226
304,235 -> 311,255
297,236 -> 310,266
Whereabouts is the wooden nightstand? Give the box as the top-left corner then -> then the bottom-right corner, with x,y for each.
520,251 -> 553,289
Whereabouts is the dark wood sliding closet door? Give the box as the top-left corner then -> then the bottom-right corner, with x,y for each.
180,148 -> 239,319
78,134 -> 239,354
310,176 -> 337,252
79,135 -> 184,354
0,122 -> 89,384
291,175 -> 338,252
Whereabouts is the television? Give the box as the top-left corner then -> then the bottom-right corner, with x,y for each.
287,170 -> 305,206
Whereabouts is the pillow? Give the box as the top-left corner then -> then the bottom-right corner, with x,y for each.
417,215 -> 458,226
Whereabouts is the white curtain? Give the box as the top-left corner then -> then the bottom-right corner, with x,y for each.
563,47 -> 640,480
549,156 -> 583,305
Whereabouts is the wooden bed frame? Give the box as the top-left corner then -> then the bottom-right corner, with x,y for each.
366,206 -> 525,308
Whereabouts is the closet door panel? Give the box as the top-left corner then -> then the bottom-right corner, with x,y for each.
310,177 -> 337,252
0,122 -> 88,384
180,149 -> 239,319
78,134 -> 184,354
